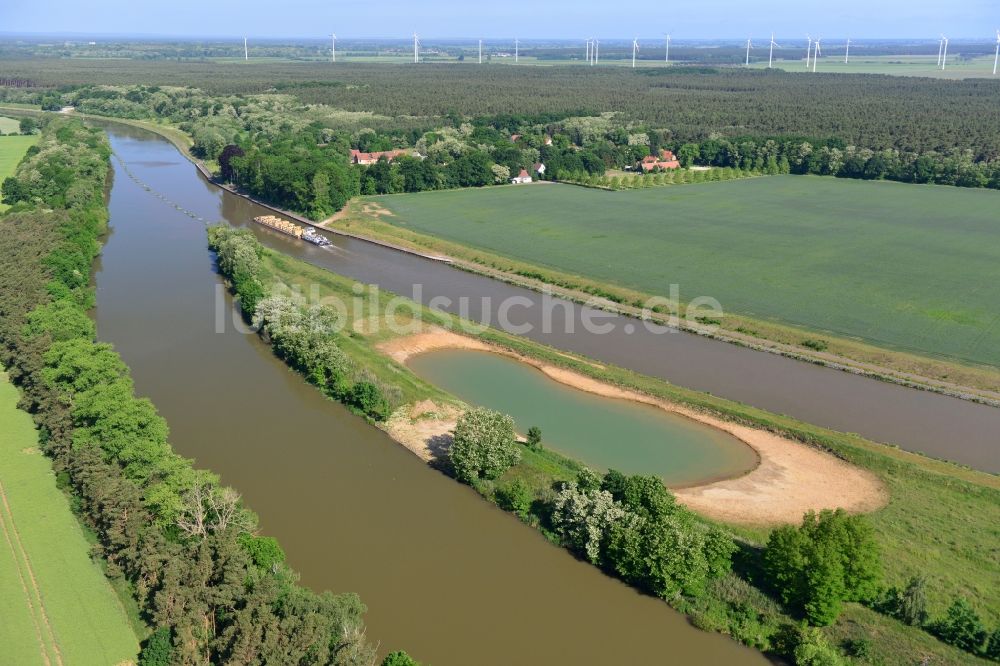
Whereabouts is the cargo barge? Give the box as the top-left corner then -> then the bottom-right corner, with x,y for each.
253,215 -> 332,246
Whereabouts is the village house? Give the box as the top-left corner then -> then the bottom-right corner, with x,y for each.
510,168 -> 533,184
532,162 -> 546,177
639,149 -> 681,172
349,148 -> 409,165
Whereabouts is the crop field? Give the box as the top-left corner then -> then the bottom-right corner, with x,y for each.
0,373 -> 138,666
0,134 -> 37,212
373,176 -> 1000,367
752,54 -> 1000,79
0,115 -> 21,134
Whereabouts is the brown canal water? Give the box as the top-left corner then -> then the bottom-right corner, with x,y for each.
89,124 -> 1000,473
95,126 -> 770,663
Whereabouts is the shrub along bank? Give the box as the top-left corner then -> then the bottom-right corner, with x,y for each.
208,222 -> 999,665
0,117 -> 378,664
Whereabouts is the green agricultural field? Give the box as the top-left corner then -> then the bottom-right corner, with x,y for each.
752,54 -> 999,79
0,372 -> 138,666
373,176 -> 1000,367
0,116 -> 22,134
0,134 -> 38,212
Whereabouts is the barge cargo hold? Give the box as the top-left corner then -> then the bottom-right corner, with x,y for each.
253,215 -> 303,239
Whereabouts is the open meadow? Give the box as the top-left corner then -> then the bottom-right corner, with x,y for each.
0,133 -> 37,212
0,115 -> 21,134
753,54 -> 1000,79
0,373 -> 138,665
372,176 -> 1000,368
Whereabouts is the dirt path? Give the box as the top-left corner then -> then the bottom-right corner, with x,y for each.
378,328 -> 888,525
0,478 -> 63,666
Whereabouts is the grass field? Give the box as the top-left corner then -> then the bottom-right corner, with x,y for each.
0,134 -> 38,213
0,372 -> 138,666
752,54 -> 1000,79
0,116 -> 21,134
371,177 -> 1000,369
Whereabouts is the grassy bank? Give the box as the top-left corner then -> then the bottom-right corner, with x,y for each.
322,183 -> 1000,397
0,372 -> 139,665
248,237 -> 999,665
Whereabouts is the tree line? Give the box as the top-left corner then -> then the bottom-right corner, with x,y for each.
673,135 -> 1000,189
208,225 -> 399,421
0,117 -> 385,665
6,60 -> 999,157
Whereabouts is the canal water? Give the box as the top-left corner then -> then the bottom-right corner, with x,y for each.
95,125 -> 1000,473
408,349 -> 759,486
95,126 -> 768,663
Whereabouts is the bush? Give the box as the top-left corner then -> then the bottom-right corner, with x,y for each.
348,381 -> 391,421
526,425 -> 542,449
495,478 -> 532,518
801,338 -> 828,352
138,627 -> 173,666
844,637 -> 873,660
381,651 -> 420,666
985,628 -> 1000,661
449,407 -> 521,483
932,598 -> 987,653
880,575 -> 928,627
763,509 -> 882,626
793,627 -> 846,666
240,534 -> 286,571
551,483 -> 625,564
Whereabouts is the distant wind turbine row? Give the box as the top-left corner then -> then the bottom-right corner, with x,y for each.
233,34 -> 1000,74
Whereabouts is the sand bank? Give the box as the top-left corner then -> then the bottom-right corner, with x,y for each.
378,328 -> 887,525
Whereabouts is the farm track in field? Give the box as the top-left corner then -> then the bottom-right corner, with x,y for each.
0,478 -> 63,666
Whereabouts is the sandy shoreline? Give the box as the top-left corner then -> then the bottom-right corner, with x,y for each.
378,328 -> 887,525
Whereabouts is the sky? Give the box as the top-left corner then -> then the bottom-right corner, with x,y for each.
5,0 -> 998,40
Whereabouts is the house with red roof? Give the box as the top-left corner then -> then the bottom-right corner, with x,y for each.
510,168 -> 533,184
350,149 -> 409,165
639,149 -> 681,172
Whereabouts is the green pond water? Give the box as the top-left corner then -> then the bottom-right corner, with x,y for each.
408,349 -> 759,486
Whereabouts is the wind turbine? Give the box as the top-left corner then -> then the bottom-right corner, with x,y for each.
665,34 -> 671,63
632,38 -> 639,68
936,36 -> 944,67
812,37 -> 821,72
941,34 -> 949,70
331,34 -> 336,63
478,38 -> 482,64
243,36 -> 248,61
515,37 -> 520,63
594,38 -> 600,64
844,37 -> 850,64
745,37 -> 753,66
768,33 -> 780,68
586,38 -> 591,64
994,30 -> 999,75
413,33 -> 420,64
806,35 -> 813,69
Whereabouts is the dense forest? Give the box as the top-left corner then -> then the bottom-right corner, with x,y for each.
0,117 -> 380,664
3,59 -> 1000,157
5,70 -> 999,219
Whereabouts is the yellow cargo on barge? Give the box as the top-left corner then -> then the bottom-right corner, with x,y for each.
253,215 -> 303,238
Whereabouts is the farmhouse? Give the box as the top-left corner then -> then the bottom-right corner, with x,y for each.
533,162 -> 546,176
350,149 -> 409,165
511,169 -> 533,184
640,149 -> 681,172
